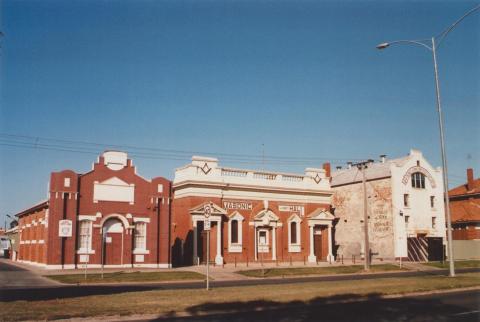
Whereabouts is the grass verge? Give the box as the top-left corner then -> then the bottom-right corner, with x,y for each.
46,271 -> 205,284
422,260 -> 480,269
237,264 -> 405,278
3,272 -> 478,321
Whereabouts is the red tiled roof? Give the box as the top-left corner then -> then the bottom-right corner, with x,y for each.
449,178 -> 480,196
450,198 -> 480,223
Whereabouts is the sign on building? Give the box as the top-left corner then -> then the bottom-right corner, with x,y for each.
204,219 -> 211,231
58,220 -> 72,237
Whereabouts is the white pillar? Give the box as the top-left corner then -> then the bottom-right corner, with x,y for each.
272,226 -> 277,260
327,224 -> 334,262
215,219 -> 223,265
308,224 -> 316,263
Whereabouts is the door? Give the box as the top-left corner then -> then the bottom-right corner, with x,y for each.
427,237 -> 444,261
314,226 -> 329,260
199,230 -> 208,264
103,219 -> 124,265
314,234 -> 323,259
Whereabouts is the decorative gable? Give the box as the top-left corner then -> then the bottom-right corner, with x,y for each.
254,209 -> 279,222
93,177 -> 135,204
189,202 -> 227,216
229,211 -> 245,221
99,177 -> 131,186
307,208 -> 334,221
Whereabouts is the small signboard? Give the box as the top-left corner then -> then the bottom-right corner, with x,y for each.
79,254 -> 89,263
105,236 -> 112,243
204,219 -> 211,231
58,220 -> 73,237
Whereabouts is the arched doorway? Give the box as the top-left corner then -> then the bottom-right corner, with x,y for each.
103,218 -> 124,266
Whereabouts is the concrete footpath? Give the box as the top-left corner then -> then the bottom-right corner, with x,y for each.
3,257 -> 417,282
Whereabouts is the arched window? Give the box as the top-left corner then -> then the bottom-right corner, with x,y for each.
411,172 -> 426,189
290,222 -> 297,244
231,220 -> 238,244
228,212 -> 244,252
288,214 -> 301,252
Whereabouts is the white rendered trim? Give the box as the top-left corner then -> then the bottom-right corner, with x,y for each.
78,215 -> 97,221
133,217 -> 150,223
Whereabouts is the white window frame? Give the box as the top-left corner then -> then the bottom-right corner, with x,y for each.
288,214 -> 302,253
257,229 -> 269,253
77,219 -> 94,254
411,172 -> 426,189
228,211 -> 244,253
133,221 -> 149,255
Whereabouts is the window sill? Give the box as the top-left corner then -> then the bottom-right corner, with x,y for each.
77,249 -> 95,255
228,244 -> 242,253
133,249 -> 150,255
288,244 -> 301,253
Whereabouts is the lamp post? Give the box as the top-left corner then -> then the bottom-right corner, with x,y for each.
376,5 -> 480,277
4,214 -> 11,231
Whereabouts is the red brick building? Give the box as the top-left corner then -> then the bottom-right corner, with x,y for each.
171,156 -> 334,266
449,168 -> 480,240
16,151 -> 171,269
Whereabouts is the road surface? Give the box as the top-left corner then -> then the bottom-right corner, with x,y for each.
0,259 -> 478,304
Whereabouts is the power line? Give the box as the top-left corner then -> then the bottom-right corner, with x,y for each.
0,133 -> 363,164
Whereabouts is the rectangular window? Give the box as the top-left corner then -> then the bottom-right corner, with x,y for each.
79,221 -> 91,250
430,196 -> 435,208
404,194 -> 409,207
432,217 -> 437,229
231,220 -> 238,244
290,222 -> 297,244
134,222 -> 146,250
405,216 -> 410,226
259,231 -> 267,245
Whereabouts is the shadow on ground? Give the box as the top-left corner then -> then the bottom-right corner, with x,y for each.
152,292 -> 478,322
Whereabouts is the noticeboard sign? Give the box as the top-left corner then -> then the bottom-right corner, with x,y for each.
204,219 -> 211,231
58,220 -> 73,237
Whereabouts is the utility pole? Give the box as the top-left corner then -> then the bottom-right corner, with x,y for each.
352,160 -> 372,270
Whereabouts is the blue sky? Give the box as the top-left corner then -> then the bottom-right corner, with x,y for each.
1,0 -> 479,223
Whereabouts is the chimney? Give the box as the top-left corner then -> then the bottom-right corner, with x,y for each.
380,154 -> 387,163
347,162 -> 352,169
322,162 -> 331,178
467,168 -> 474,191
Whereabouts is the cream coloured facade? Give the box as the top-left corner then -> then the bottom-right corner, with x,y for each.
332,149 -> 446,261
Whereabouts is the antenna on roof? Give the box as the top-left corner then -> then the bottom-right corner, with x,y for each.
262,143 -> 265,171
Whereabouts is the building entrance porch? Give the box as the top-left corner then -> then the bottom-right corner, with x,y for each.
190,202 -> 226,266
307,209 -> 334,263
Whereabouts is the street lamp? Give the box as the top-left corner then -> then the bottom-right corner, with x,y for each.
376,5 -> 480,277
4,214 -> 11,231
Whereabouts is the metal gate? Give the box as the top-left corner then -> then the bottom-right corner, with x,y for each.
408,236 -> 444,262
427,237 -> 444,261
407,236 -> 428,261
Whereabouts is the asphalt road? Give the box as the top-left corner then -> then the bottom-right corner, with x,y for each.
137,289 -> 480,322
0,258 -> 58,290
0,259 -> 479,303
